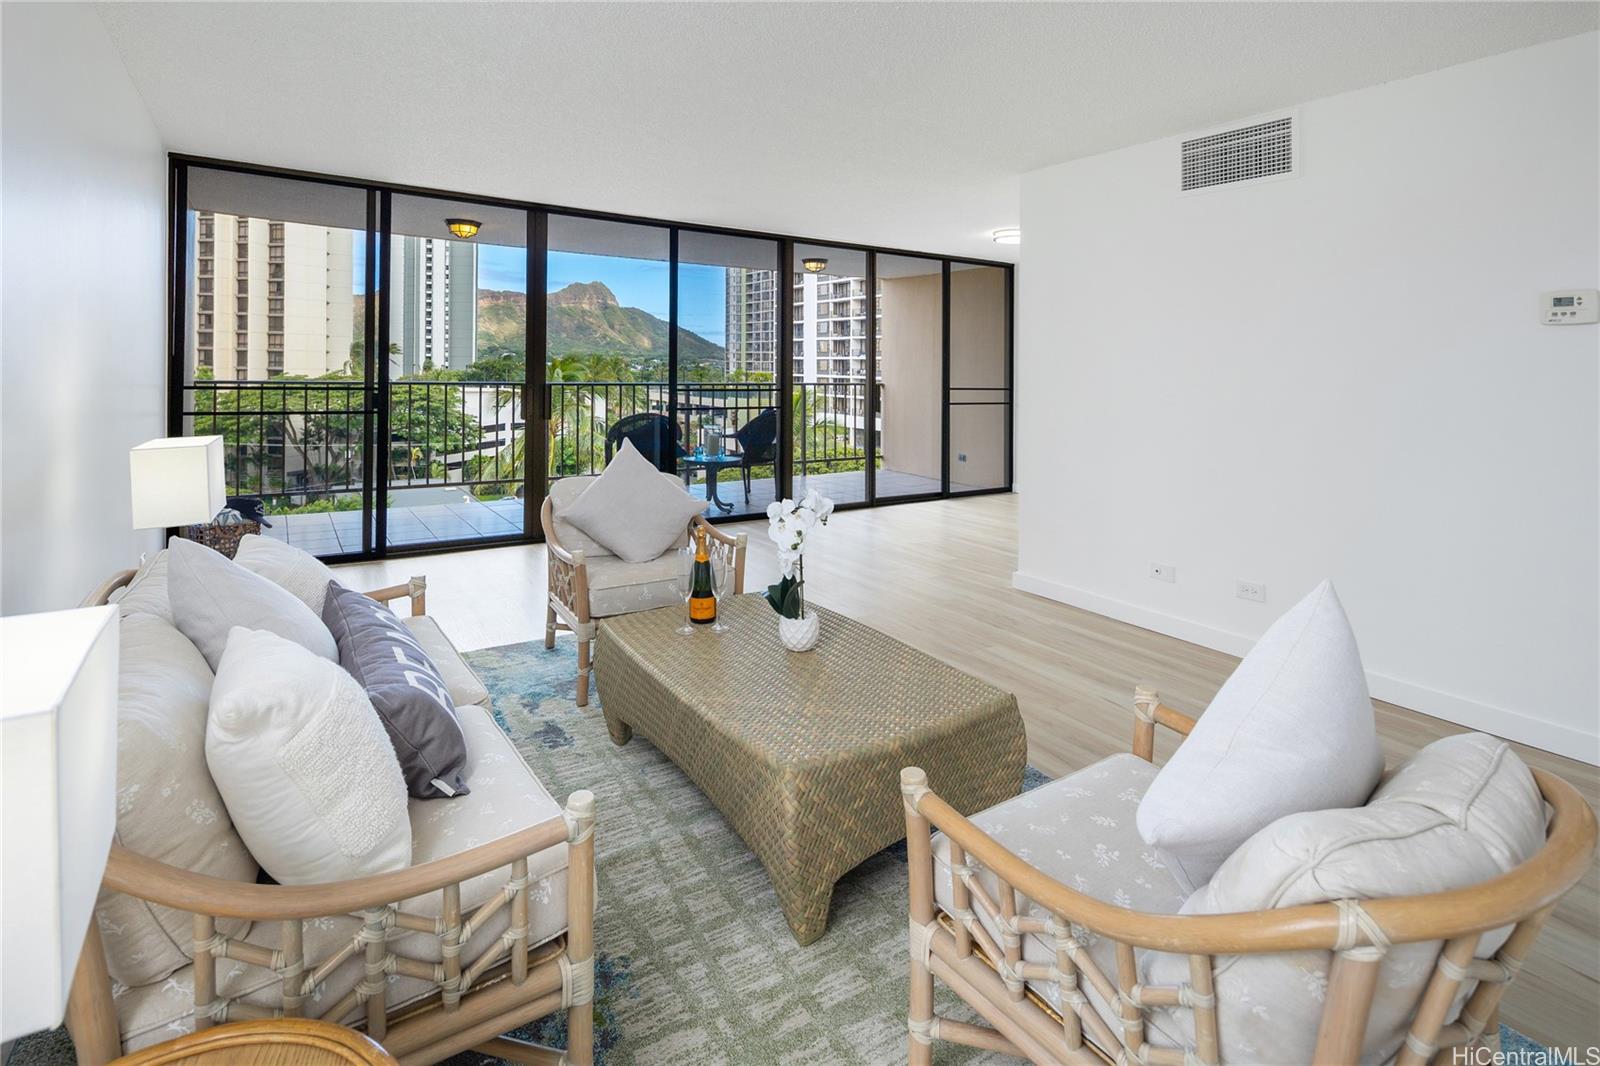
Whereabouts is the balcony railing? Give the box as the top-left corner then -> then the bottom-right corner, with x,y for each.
180,377 -> 880,519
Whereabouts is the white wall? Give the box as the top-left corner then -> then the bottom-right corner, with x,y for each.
1015,33 -> 1600,763
2,4 -> 168,614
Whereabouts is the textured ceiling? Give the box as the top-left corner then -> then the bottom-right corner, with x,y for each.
97,2 -> 1598,262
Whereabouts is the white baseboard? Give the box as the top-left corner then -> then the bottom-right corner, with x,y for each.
1011,571 -> 1599,766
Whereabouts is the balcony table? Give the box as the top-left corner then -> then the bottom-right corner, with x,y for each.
679,452 -> 743,513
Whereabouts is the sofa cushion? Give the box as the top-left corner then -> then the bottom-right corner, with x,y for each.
115,703 -> 571,1053
585,552 -> 685,618
112,549 -> 172,624
1137,580 -> 1383,892
401,614 -> 490,708
233,533 -> 342,616
558,440 -> 705,563
933,754 -> 1189,1049
166,536 -> 337,670
1142,733 -> 1545,1065
207,627 -> 413,885
95,613 -> 257,987
323,584 -> 470,799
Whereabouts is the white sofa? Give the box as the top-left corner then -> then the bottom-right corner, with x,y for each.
70,555 -> 596,1066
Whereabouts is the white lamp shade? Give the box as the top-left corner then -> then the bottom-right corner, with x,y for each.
129,435 -> 226,529
1,605 -> 120,1042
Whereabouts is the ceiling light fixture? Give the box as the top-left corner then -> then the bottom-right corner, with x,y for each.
446,218 -> 482,240
801,257 -> 828,273
991,228 -> 1021,245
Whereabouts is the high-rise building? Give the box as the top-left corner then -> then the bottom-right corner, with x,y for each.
390,236 -> 479,377
791,272 -> 882,444
192,217 -> 481,382
192,213 -> 354,380
723,268 -> 778,377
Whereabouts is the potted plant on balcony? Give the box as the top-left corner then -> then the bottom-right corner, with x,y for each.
764,489 -> 834,652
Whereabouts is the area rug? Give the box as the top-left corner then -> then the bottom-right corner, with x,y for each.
9,638 -> 1553,1065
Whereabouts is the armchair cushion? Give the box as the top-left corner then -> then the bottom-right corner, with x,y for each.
167,536 -> 337,670
233,533 -> 342,616
585,552 -> 685,618
932,754 -> 1188,1048
96,613 -> 258,987
559,439 -> 706,563
1136,580 -> 1383,891
1143,733 -> 1545,1064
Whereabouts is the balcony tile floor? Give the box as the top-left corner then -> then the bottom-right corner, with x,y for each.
261,468 -> 946,555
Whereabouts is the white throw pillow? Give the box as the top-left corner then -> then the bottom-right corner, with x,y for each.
166,535 -> 337,670
114,549 -> 172,624
94,613 -> 258,986
1142,733 -> 1545,1065
206,627 -> 412,885
1136,580 -> 1383,891
559,439 -> 707,563
234,533 -> 342,615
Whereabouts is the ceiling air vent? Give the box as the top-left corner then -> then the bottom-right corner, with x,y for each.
1180,115 -> 1295,193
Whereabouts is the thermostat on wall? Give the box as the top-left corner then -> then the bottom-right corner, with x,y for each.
1541,290 -> 1597,325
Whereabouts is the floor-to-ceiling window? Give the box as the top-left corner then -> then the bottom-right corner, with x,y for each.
380,195 -> 529,549
947,264 -> 1011,493
875,254 -> 944,502
176,167 -> 373,557
168,159 -> 1012,560
790,244 -> 871,505
675,231 -> 782,517
543,214 -> 672,497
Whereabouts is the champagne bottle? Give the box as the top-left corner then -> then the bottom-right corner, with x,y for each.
689,526 -> 717,625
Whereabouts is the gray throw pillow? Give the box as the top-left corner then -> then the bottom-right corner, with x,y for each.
560,439 -> 707,563
322,583 -> 469,799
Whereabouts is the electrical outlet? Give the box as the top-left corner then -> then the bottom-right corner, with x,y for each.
1149,563 -> 1176,583
1236,580 -> 1266,603
957,452 -> 967,463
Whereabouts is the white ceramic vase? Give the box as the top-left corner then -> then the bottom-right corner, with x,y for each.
777,611 -> 820,653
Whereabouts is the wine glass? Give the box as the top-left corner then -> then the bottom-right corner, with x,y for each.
675,546 -> 695,635
710,550 -> 733,634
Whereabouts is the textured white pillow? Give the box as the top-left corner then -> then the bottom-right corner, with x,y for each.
166,535 -> 336,669
234,533 -> 342,615
559,439 -> 707,563
206,627 -> 412,885
114,549 -> 172,623
1141,733 -> 1545,1065
1137,580 -> 1383,891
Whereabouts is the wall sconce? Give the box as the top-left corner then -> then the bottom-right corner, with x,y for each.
801,257 -> 828,273
446,218 -> 482,240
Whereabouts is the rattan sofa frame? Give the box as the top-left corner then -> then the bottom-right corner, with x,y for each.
541,503 -> 747,707
900,688 -> 1596,1066
68,570 -> 598,1066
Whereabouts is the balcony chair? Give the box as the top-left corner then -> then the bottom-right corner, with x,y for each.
603,413 -> 683,474
541,476 -> 747,707
733,406 -> 779,502
899,689 -> 1595,1066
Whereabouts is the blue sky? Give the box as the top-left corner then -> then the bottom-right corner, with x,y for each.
353,236 -> 727,345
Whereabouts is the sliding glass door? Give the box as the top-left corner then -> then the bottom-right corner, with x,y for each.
790,244 -> 871,505
168,159 -> 1012,560
176,166 -> 373,557
380,195 -> 529,549
676,231 -> 782,517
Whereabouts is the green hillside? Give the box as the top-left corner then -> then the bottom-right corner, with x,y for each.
475,282 -> 723,368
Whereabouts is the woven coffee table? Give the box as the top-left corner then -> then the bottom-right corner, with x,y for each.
593,593 -> 1027,945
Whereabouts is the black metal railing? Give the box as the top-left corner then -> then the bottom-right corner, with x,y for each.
181,376 -> 878,518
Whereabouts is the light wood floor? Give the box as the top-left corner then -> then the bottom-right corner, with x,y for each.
334,493 -> 1599,1049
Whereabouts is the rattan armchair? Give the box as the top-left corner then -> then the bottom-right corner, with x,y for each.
541,496 -> 746,707
900,691 -> 1596,1066
69,572 -> 598,1066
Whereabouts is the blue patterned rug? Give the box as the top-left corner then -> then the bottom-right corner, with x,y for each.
9,639 -> 1555,1064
